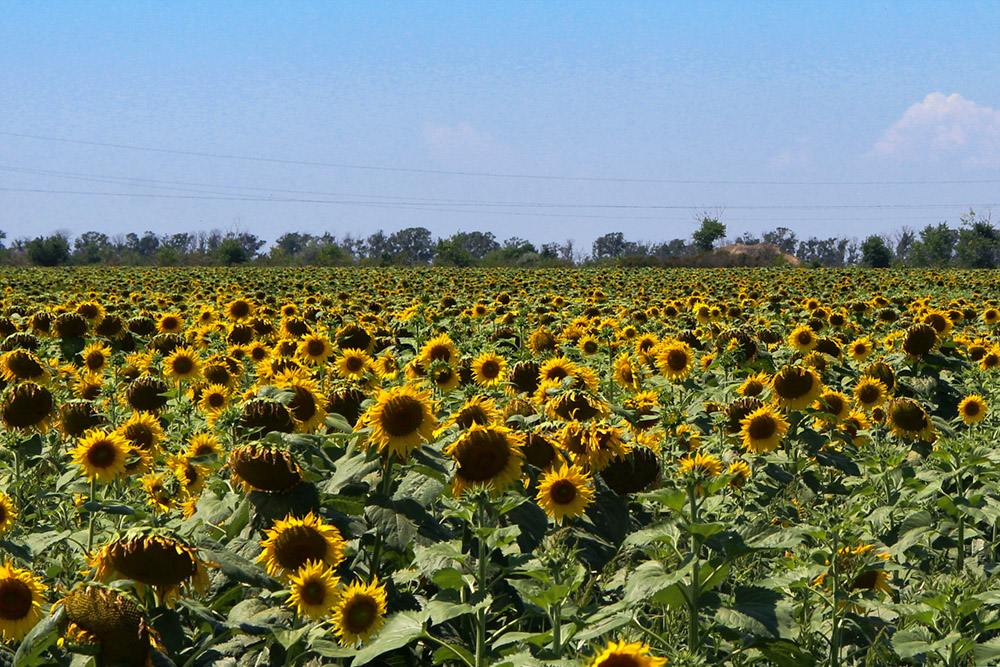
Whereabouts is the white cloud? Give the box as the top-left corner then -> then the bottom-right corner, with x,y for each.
423,122 -> 495,161
870,92 -> 1000,165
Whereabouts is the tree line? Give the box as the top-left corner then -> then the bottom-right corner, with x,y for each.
0,210 -> 996,268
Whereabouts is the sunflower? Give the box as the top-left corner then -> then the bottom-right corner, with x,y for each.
417,334 -> 458,369
197,383 -> 230,414
156,313 -> 184,334
224,298 -> 255,322
59,585 -> 154,666
788,325 -> 818,353
957,394 -> 988,425
885,398 -> 935,440
296,333 -> 334,366
334,348 -> 372,380
538,356 -> 578,386
813,390 -> 850,422
444,424 -> 524,496
288,560 -> 341,620
771,366 -> 823,410
578,335 -> 601,356
535,464 -> 595,524
980,347 -> 1000,371
585,639 -> 668,667
116,411 -> 163,473
560,420 -> 629,471
528,329 -> 558,354
0,494 -> 16,537
75,373 -> 103,401
141,473 -> 175,514
727,460 -> 752,489
357,385 -> 437,459
902,323 -> 939,358
471,351 -> 507,388
677,451 -> 722,478
428,363 -> 461,393
185,433 -> 221,460
612,353 -> 641,391
274,371 -> 328,433
81,342 -> 113,375
258,512 -> 347,581
737,372 -> 770,398
168,455 -> 208,497
740,405 -> 790,454
229,446 -> 302,493
0,561 -> 45,642
162,346 -> 201,383
0,349 -> 48,384
331,578 -> 388,647
847,336 -> 875,363
853,378 -> 888,412
91,534 -> 211,601
72,429 -> 133,483
656,340 -> 694,381
984,307 -> 1000,326
442,395 -> 499,431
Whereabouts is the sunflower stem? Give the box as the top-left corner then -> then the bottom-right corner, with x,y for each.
368,453 -> 395,583
475,497 -> 489,667
829,530 -> 841,667
687,479 -> 702,654
87,477 -> 97,552
550,601 -> 562,658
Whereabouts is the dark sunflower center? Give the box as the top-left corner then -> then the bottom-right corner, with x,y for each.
381,396 -> 425,437
747,415 -> 777,440
457,431 -> 510,482
86,352 -> 105,371
274,526 -> 328,572
301,580 -> 326,605
345,356 -> 364,372
857,384 -> 881,404
666,349 -> 689,371
852,343 -> 867,355
964,401 -> 982,416
306,340 -> 326,357
207,393 -> 225,408
985,354 -> 1000,367
796,331 -> 813,345
230,301 -> 250,318
124,425 -> 155,450
0,579 -> 32,620
743,381 -> 763,396
481,360 -> 500,378
550,479 -> 577,504
88,443 -> 117,468
171,357 -> 194,376
427,345 -> 451,363
774,369 -> 814,398
583,341 -> 599,354
8,352 -> 44,378
251,347 -> 267,361
889,401 -> 927,431
903,325 -> 937,355
112,539 -> 197,586
456,406 -> 489,429
546,367 -> 569,381
162,317 -> 178,330
289,388 -> 318,422
345,597 -> 377,632
823,396 -> 845,415
433,368 -> 455,385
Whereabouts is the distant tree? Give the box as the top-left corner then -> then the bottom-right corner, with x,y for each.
27,233 -> 71,266
388,227 -> 435,265
592,232 -> 640,260
734,231 -> 760,245
861,235 -> 892,268
956,210 -> 999,269
762,227 -> 798,255
434,236 -> 475,267
692,216 -> 727,252
216,238 -> 250,265
910,222 -> 958,267
73,231 -> 110,265
455,231 -> 500,259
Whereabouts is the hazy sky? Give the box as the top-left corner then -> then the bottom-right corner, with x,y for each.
3,1 -> 1000,252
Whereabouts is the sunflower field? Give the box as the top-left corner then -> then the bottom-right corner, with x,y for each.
2,266 -> 1000,667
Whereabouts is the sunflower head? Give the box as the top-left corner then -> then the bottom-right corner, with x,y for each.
788,325 -> 818,353
740,405 -> 790,454
902,323 -> 939,358
72,430 -> 133,483
124,376 -> 169,413
58,400 -> 106,438
656,340 -> 694,381
357,385 -> 437,459
958,394 -> 988,424
91,534 -> 211,601
241,398 -> 297,438
60,585 -> 153,666
331,578 -> 389,647
444,424 -> 524,496
229,446 -> 303,493
0,495 -> 15,537
536,464 -> 595,524
724,397 -> 765,434
471,351 -> 507,388
1,381 -> 54,433
0,560 -> 45,642
599,446 -> 661,495
0,349 -> 48,384
258,512 -> 347,581
771,366 -> 823,410
585,639 -> 668,667
862,361 -> 896,392
885,398 -> 935,440
288,560 -> 341,620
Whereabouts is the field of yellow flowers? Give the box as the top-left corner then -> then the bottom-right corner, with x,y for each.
0,266 -> 999,667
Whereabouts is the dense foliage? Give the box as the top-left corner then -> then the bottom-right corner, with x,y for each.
0,266 -> 998,666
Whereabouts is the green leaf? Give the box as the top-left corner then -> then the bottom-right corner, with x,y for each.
715,587 -> 784,637
272,624 -> 311,651
432,644 -> 475,666
22,530 -> 71,558
747,638 -> 817,667
974,637 -> 1000,666
198,543 -> 281,591
425,589 -> 491,625
685,521 -> 727,539
624,559 -> 688,608
14,604 -> 66,667
350,611 -> 426,667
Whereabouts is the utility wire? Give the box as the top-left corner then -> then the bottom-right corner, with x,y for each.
4,130 -> 1000,185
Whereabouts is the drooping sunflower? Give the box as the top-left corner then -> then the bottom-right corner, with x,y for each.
287,560 -> 341,620
72,429 -> 133,483
771,365 -> 823,410
1,382 -> 54,433
585,639 -> 668,667
331,578 -> 388,647
91,534 -> 211,601
535,464 -> 595,524
444,424 -> 524,496
162,346 -> 201,383
885,398 -> 935,440
853,378 -> 889,412
274,371 -> 328,433
0,561 -> 45,642
471,351 -> 507,388
0,349 -> 48,384
958,394 -> 988,424
656,340 -> 694,382
740,405 -> 790,454
357,385 -> 437,459
59,585 -> 154,667
787,325 -> 818,353
902,323 -> 939,358
417,334 -> 458,369
0,494 -> 16,537
229,446 -> 302,493
258,512 -> 347,581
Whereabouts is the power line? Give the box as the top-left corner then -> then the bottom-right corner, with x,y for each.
4,129 -> 1000,186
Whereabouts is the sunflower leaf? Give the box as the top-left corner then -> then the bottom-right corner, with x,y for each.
349,610 -> 427,667
13,604 -> 65,667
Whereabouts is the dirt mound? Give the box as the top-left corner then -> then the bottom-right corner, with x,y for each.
718,242 -> 800,266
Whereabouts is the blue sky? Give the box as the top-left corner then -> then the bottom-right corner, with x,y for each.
2,1 -> 1000,253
